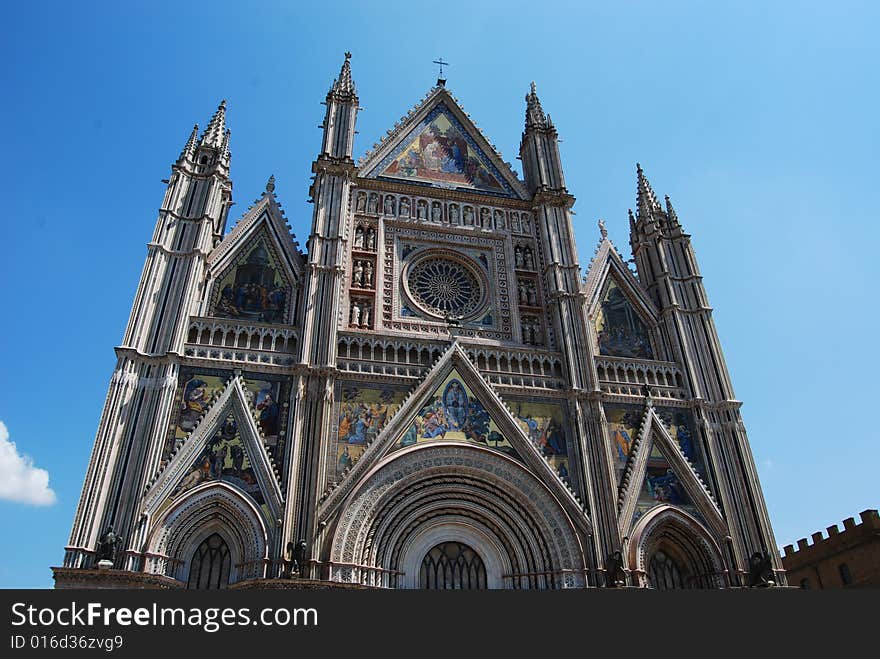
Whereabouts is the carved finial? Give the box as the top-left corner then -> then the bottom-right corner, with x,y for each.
598,218 -> 608,239
525,81 -> 548,130
665,194 -> 679,226
331,52 -> 356,96
266,174 -> 276,194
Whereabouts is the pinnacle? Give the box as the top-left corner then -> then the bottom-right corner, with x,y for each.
636,162 -> 660,221
330,51 -> 357,96
179,123 -> 199,162
266,174 -> 276,194
665,194 -> 680,226
525,80 -> 549,130
200,99 -> 228,149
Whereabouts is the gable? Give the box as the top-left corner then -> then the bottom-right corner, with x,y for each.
145,376 -> 284,525
594,277 -> 654,359
369,103 -> 512,195
208,226 -> 294,325
360,88 -> 527,199
386,368 -> 522,462
616,406 -> 723,538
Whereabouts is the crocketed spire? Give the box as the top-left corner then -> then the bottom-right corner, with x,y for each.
179,123 -> 199,162
636,163 -> 661,221
525,81 -> 551,130
200,100 -> 227,149
330,52 -> 356,97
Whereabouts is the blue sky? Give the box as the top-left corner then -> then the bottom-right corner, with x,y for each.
0,1 -> 877,588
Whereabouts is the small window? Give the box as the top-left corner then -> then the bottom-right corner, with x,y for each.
799,578 -> 810,589
839,563 -> 853,586
199,155 -> 208,165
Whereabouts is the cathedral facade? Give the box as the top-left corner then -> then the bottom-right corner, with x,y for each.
54,54 -> 784,590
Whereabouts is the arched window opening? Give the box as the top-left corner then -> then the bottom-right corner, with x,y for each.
187,533 -> 231,590
419,542 -> 487,590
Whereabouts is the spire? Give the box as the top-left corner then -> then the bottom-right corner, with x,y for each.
525,81 -> 549,130
636,163 -> 661,221
265,174 -> 275,194
220,128 -> 231,165
330,52 -> 356,97
665,194 -> 680,227
200,99 -> 227,149
179,123 -> 199,162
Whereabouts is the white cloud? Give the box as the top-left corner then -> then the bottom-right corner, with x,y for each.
0,420 -> 56,506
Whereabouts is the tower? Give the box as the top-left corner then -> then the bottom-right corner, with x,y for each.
55,56 -> 783,590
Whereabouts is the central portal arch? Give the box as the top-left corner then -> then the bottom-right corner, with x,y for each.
326,443 -> 589,589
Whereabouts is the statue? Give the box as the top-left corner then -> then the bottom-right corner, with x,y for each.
366,228 -> 376,250
292,539 -> 307,578
384,195 -> 395,216
400,198 -> 411,218
524,248 -> 534,269
518,280 -> 527,304
515,246 -> 524,269
282,539 -> 308,579
362,304 -> 371,327
521,213 -> 531,233
449,204 -> 460,224
367,193 -> 379,214
431,202 -> 442,222
480,207 -> 490,228
747,550 -> 776,588
527,283 -> 537,306
494,209 -> 505,229
364,261 -> 373,288
417,200 -> 427,219
95,525 -> 121,565
606,550 -> 626,587
354,226 -> 364,248
353,261 -> 364,287
350,301 -> 361,326
463,206 -> 474,225
355,192 -> 366,213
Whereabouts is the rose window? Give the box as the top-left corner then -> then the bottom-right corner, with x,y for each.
406,257 -> 485,319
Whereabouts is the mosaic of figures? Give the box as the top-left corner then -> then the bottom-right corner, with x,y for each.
510,400 -> 571,484
594,278 -> 653,359
605,405 -> 704,483
335,385 -> 409,476
165,371 -> 289,470
212,236 -> 291,324
604,404 -> 708,523
391,370 -> 519,460
172,413 -> 269,517
371,105 -> 511,194
353,190 -> 532,235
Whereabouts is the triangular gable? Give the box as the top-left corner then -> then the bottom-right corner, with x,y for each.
583,238 -> 659,359
319,341 -> 589,532
386,367 -> 522,460
205,191 -> 302,324
208,188 -> 303,284
144,377 -> 283,524
360,87 -> 528,199
617,406 -> 722,538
